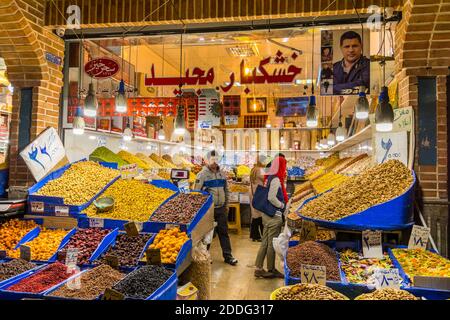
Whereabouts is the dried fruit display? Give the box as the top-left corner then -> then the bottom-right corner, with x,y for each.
339,249 -> 394,284
172,154 -> 194,168
0,259 -> 36,282
333,154 -> 368,173
0,220 -> 37,257
391,248 -> 450,282
300,160 -> 413,221
84,179 -> 174,222
355,288 -> 418,300
57,228 -> 110,265
150,153 -> 176,168
150,193 -> 209,224
315,153 -> 340,167
112,265 -> 173,299
273,284 -> 348,300
135,153 -> 162,169
7,262 -> 76,293
9,228 -> 68,261
236,165 -> 251,177
162,154 -> 175,165
34,161 -> 119,205
48,265 -> 125,300
89,147 -> 128,167
117,151 -> 150,170
157,170 -> 171,180
341,156 -> 375,175
286,241 -> 341,281
311,171 -> 348,194
228,182 -> 250,193
149,228 -> 189,264
96,233 -> 152,267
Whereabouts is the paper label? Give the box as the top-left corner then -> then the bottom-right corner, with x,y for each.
30,202 -> 44,213
102,288 -> 125,300
300,265 -> 326,285
124,221 -> 140,237
55,206 -> 69,217
120,163 -> 138,180
362,230 -> 383,259
135,222 -> 144,232
65,248 -> 79,266
146,248 -> 162,265
374,268 -> 401,289
300,220 -> 317,243
165,224 -> 179,230
408,225 -> 430,250
178,180 -> 190,194
89,218 -> 104,228
229,193 -> 239,203
239,193 -> 250,204
20,245 -> 31,261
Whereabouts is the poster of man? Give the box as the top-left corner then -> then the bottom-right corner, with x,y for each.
321,29 -> 370,95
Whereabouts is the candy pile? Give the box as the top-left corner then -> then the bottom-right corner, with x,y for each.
150,193 -> 209,224
273,284 -> 348,300
6,262 -> 76,294
149,228 -> 189,264
0,219 -> 37,257
355,288 -> 418,300
57,228 -> 110,265
96,233 -> 152,268
48,265 -> 125,300
84,179 -> 175,222
112,265 -> 173,299
286,241 -> 341,281
35,161 -> 119,205
0,259 -> 36,282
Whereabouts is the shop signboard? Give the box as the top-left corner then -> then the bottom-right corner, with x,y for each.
375,131 -> 408,166
408,225 -> 430,250
84,57 -> 120,79
19,127 -> 67,182
362,230 -> 383,259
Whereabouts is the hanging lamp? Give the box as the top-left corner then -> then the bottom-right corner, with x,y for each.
72,107 -> 85,135
84,82 -> 98,117
115,38 -> 127,113
123,119 -> 133,141
158,120 -> 166,140
174,31 -> 186,135
336,99 -> 347,142
327,97 -> 336,146
306,26 -> 318,128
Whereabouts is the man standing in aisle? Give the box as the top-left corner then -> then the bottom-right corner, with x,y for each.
194,150 -> 238,266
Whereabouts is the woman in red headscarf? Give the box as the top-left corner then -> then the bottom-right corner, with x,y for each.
254,156 -> 288,279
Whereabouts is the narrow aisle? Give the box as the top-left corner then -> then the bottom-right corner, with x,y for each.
210,228 -> 284,300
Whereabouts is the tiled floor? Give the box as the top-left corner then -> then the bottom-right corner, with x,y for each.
210,228 -> 284,300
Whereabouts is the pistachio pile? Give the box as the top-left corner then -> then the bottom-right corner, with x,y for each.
35,161 -> 119,205
273,284 -> 348,300
300,160 -> 413,221
355,288 -> 418,300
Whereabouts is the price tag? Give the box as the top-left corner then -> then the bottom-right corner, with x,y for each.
239,193 -> 250,204
229,192 -> 239,203
408,225 -> 430,250
30,202 -> 44,213
89,218 -> 104,228
300,265 -> 326,285
105,255 -> 119,269
300,220 -> 317,243
146,248 -> 161,265
165,224 -> 179,230
124,221 -> 140,237
102,288 -> 125,300
65,248 -> 78,266
362,230 -> 383,259
55,206 -> 69,217
0,250 -> 6,259
120,164 -> 138,180
135,222 -> 144,232
20,245 -> 31,261
373,269 -> 401,289
178,180 -> 190,194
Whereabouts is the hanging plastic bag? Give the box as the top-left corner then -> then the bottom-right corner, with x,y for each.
273,219 -> 292,260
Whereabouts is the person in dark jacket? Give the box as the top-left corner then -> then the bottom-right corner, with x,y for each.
333,30 -> 370,95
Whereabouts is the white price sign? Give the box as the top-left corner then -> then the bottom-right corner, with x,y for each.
300,265 -> 326,285
408,225 -> 430,250
65,248 -> 79,267
30,202 -> 44,213
55,206 -> 69,217
375,131 -> 408,166
89,218 -> 104,228
362,230 -> 383,259
178,180 -> 190,194
239,193 -> 250,204
374,269 -> 401,289
120,163 -> 138,179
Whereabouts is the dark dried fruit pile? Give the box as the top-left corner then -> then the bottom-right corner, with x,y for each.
95,233 -> 152,268
7,262 -> 76,293
57,228 -> 110,265
286,241 -> 341,281
112,265 -> 173,299
0,259 -> 36,282
48,264 -> 125,300
150,193 -> 209,224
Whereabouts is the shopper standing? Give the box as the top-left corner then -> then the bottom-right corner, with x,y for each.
249,155 -> 266,242
194,150 -> 238,266
254,156 -> 289,278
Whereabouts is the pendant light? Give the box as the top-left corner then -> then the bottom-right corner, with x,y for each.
280,133 -> 285,145
327,97 -> 336,146
123,118 -> 133,141
115,37 -> 127,113
73,107 -> 85,135
174,31 -> 186,136
84,82 -> 98,117
375,3 -> 394,132
306,26 -> 318,128
336,98 -> 347,142
158,120 -> 166,140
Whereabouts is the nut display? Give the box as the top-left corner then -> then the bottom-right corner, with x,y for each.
391,248 -> 450,281
0,259 -> 36,282
150,153 -> 176,168
6,262 -> 76,293
135,153 -> 162,169
339,249 -> 394,284
117,150 -> 150,170
84,179 -> 175,222
57,228 -> 110,265
112,265 -> 173,299
236,165 -> 251,177
273,284 -> 348,300
96,233 -> 153,267
333,154 -> 368,174
10,228 -> 68,261
172,154 -> 194,168
149,228 -> 189,264
311,171 -> 348,194
228,182 -> 250,193
300,160 -> 414,222
150,193 -> 209,224
286,241 -> 341,281
355,288 -> 418,300
48,264 -> 125,300
290,230 -> 335,242
341,156 -> 375,176
89,146 -> 128,167
0,219 -> 38,257
35,161 -> 119,205
162,154 -> 175,165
